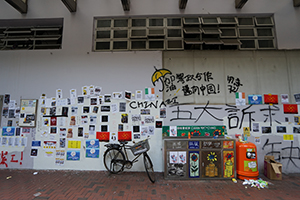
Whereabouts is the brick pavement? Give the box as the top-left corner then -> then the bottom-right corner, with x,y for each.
0,169 -> 300,200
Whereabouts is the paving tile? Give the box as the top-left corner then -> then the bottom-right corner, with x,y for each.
0,169 -> 300,200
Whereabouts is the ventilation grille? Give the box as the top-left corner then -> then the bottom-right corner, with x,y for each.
93,15 -> 276,51
0,26 -> 63,50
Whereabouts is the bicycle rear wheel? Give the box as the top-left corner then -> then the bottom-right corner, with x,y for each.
143,153 -> 156,183
103,148 -> 125,174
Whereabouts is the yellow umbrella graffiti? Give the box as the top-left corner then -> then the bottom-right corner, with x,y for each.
151,66 -> 172,92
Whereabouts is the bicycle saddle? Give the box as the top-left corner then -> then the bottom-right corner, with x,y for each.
119,141 -> 128,145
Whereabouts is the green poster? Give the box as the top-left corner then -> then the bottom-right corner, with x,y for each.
162,125 -> 227,138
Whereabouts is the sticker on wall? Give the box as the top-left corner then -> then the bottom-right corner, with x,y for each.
56,89 -> 63,99
169,151 -> 178,164
77,96 -> 84,104
111,103 -> 118,113
43,141 -> 57,149
94,86 -> 101,96
67,140 -> 81,149
67,150 -> 80,161
2,127 -> 15,136
124,91 -> 132,101
30,148 -> 38,157
70,89 -> 77,99
90,97 -> 98,106
86,148 -> 99,158
148,126 -> 154,135
283,134 -> 294,141
110,132 -> 118,143
32,141 -> 41,148
281,94 -> 289,104
96,131 -> 109,142
294,93 -> 300,104
104,94 -> 111,103
135,90 -> 143,100
169,126 -> 177,137
121,113 -> 128,123
264,94 -> 278,104
188,141 -> 199,149
145,88 -> 155,101
44,150 -> 55,158
60,138 -> 66,148
4,94 -> 10,104
178,151 -> 186,164
82,86 -> 88,96
248,95 -> 262,105
236,92 -> 246,106
189,151 -> 199,178
112,92 -> 123,99
283,104 -> 298,114
141,126 -> 148,136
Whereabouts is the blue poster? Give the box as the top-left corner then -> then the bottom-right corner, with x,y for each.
32,141 -> 41,147
86,139 -> 99,149
66,150 -> 80,161
86,148 -> 99,158
2,127 -> 15,136
248,95 -> 262,105
188,141 -> 199,149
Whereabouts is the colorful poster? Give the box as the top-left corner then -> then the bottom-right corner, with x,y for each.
169,151 -> 178,164
248,95 -> 262,105
236,92 -> 246,106
2,127 -> 15,136
86,139 -> 99,149
178,151 -> 186,164
163,126 -> 226,138
66,150 -> 80,161
223,151 -> 234,178
188,141 -> 199,149
43,141 -> 57,149
264,94 -> 278,104
189,151 -> 199,178
67,140 -> 81,149
283,104 -> 298,114
86,148 -> 99,158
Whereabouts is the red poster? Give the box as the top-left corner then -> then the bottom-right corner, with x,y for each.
283,104 -> 298,114
264,94 -> 278,104
118,131 -> 132,141
96,132 -> 110,142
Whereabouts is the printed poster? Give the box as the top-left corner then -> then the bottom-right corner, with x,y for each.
86,148 -> 99,158
2,127 -> 15,136
66,150 -> 80,161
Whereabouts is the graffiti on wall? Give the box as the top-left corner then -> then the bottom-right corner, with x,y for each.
151,67 -> 243,96
0,151 -> 23,167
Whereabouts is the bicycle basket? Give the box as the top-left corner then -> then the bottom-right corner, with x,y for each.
130,139 -> 150,155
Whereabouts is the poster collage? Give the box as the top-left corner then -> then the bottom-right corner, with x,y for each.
1,86 -> 164,166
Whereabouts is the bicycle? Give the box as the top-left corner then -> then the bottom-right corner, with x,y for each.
103,138 -> 156,183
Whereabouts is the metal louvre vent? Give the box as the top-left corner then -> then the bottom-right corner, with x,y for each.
94,15 -> 276,51
0,19 -> 63,51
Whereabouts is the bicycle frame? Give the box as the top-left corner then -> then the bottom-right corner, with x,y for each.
122,143 -> 143,163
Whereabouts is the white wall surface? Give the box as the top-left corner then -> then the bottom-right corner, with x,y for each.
0,0 -> 299,50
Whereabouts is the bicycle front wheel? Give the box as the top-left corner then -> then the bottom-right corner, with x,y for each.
103,148 -> 125,174
143,153 -> 156,183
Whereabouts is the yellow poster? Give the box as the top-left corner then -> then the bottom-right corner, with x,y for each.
283,134 -> 294,141
68,140 -> 81,149
243,127 -> 250,137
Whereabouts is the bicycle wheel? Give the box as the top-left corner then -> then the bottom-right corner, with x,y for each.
143,153 -> 156,183
103,148 -> 125,174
